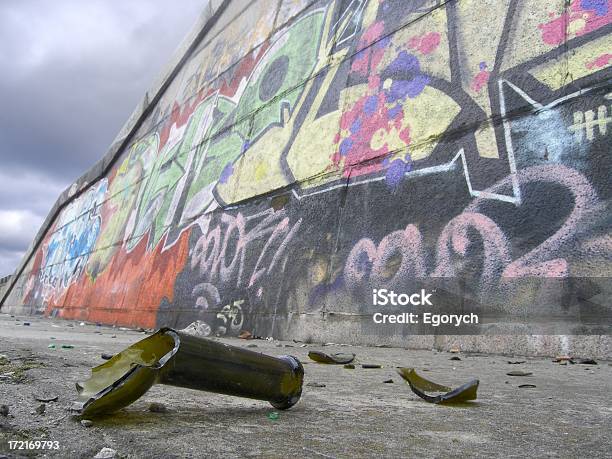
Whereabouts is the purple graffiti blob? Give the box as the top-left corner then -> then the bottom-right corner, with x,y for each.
219,163 -> 234,184
377,36 -> 391,49
581,0 -> 608,16
384,51 -> 430,103
364,95 -> 378,115
339,138 -> 353,156
385,158 -> 412,192
241,140 -> 251,153
388,104 -> 403,119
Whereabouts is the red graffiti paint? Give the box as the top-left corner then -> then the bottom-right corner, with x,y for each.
539,0 -> 612,46
351,21 -> 386,76
586,53 -> 612,69
45,229 -> 190,328
471,62 -> 491,93
408,32 -> 441,55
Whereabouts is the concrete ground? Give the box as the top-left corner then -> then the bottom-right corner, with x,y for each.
0,313 -> 610,459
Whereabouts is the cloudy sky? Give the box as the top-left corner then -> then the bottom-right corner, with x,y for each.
0,0 -> 207,276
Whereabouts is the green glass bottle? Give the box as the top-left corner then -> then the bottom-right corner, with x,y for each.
73,328 -> 303,416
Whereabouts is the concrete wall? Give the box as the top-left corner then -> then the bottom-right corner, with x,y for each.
1,0 -> 610,356
0,276 -> 12,301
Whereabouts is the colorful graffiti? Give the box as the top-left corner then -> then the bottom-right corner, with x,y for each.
2,0 -> 610,337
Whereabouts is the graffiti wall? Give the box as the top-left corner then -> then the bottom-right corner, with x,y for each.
2,0 -> 610,341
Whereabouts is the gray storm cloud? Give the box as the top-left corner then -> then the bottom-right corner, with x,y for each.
0,0 -> 206,276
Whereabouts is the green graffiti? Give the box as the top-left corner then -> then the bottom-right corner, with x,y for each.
233,11 -> 325,140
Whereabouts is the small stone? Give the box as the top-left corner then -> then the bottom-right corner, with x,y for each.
238,330 -> 253,340
94,447 -> 117,459
111,335 -> 117,339
306,382 -> 326,388
35,404 -> 46,415
148,402 -> 167,413
449,356 -> 461,361
383,379 -> 394,383
0,405 -> 8,416
101,353 -> 113,360
506,371 -> 532,377
61,344 -> 74,349
23,322 -> 31,326
361,364 -> 382,369
34,394 -> 58,403
48,344 -> 56,349
81,419 -> 94,427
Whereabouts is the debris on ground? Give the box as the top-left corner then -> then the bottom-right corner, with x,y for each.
449,346 -> 460,353
267,411 -> 279,421
508,360 -> 526,364
179,320 -> 212,337
94,447 -> 117,459
553,356 -> 575,364
361,364 -> 382,369
308,351 -> 355,364
148,402 -> 167,413
61,344 -> 74,349
449,356 -> 462,361
577,358 -> 597,365
0,405 -> 8,416
80,419 -> 94,427
519,384 -> 537,388
306,382 -> 326,388
238,330 -> 253,340
383,379 -> 394,384
101,353 -> 113,360
506,371 -> 532,377
397,368 -> 479,404
34,393 -> 58,403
